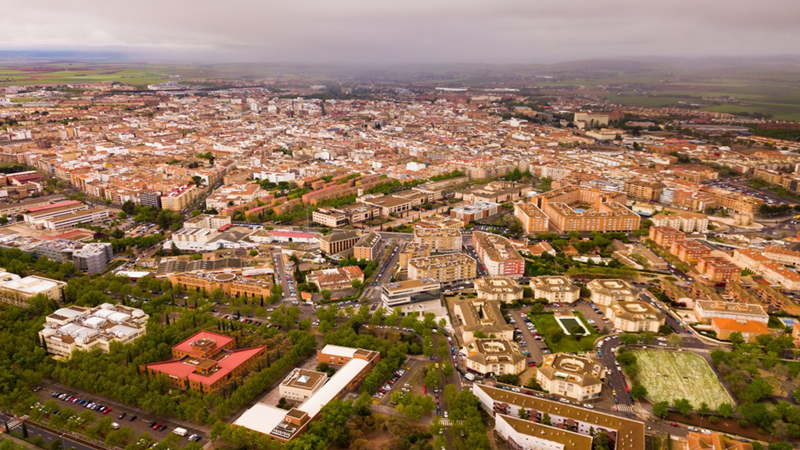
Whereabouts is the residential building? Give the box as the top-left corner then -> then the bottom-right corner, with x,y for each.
456,181 -> 531,204
472,231 -> 524,277
317,231 -> 359,255
733,248 -> 770,272
587,279 -> 638,309
530,276 -> 581,304
279,369 -> 327,403
413,227 -> 462,252
513,202 -> 549,234
624,180 -> 665,202
160,185 -> 200,212
35,241 -> 113,275
39,304 -> 148,357
452,298 -> 514,343
353,232 -> 381,261
473,384 -> 646,450
0,270 -> 66,306
686,430 -> 753,450
535,353 -> 605,401
311,208 -> 349,227
648,226 -> 685,247
651,212 -> 709,233
398,242 -> 431,269
167,272 -> 272,299
606,301 -> 665,332
696,256 -> 741,284
205,182 -> 267,211
381,278 -> 444,316
669,240 -> 711,263
139,190 -> 162,209
407,253 -> 477,284
450,201 -> 501,222
464,339 -> 526,376
362,195 -> 414,217
474,277 -> 523,303
693,300 -> 769,324
307,266 -> 364,291
141,331 -> 266,393
711,318 -> 770,343
763,246 -> 800,268
760,262 -> 800,290
183,214 -> 232,230
534,186 -> 640,232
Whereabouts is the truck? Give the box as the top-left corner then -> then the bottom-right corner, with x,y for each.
173,428 -> 188,437
464,373 -> 475,381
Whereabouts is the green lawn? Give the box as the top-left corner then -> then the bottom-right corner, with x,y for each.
629,350 -> 733,410
528,312 -> 601,354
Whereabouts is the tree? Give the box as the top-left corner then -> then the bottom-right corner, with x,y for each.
518,407 -> 528,419
350,279 -> 362,289
673,398 -> 693,417
729,331 -> 745,346
424,366 -> 441,389
697,402 -> 710,416
249,249 -> 258,257
530,303 -> 545,314
667,334 -> 684,348
619,333 -> 639,346
541,412 -> 551,425
551,330 -> 566,344
743,377 -> 774,403
630,385 -> 647,400
653,401 -> 670,418
442,362 -> 454,378
321,290 -> 331,301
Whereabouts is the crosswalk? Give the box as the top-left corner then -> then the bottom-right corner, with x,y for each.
616,404 -> 634,413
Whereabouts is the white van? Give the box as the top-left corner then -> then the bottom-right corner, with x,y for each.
464,373 -> 475,381
111,423 -> 120,430
173,427 -> 188,437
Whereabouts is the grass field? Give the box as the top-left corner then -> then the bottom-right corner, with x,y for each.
529,312 -> 601,354
629,350 -> 733,410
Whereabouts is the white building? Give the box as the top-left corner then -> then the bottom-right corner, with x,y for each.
38,304 -> 149,357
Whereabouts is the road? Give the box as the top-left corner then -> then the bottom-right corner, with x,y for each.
1,412 -> 97,450
270,247 -> 296,302
363,240 -> 402,303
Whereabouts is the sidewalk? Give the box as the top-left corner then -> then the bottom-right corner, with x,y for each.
1,432 -> 39,450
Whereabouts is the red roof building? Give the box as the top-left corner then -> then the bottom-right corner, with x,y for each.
140,331 -> 266,393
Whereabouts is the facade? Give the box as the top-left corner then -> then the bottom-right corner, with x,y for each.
533,186 -> 640,233
353,232 -> 381,261
535,353 -> 605,401
686,431 -> 753,450
763,246 -> 800,268
651,212 -> 709,233
669,240 -> 712,263
452,298 -> 514,343
513,202 -> 550,234
39,304 -> 148,357
530,276 -> 581,304
693,301 -> 769,324
34,240 -> 113,275
472,231 -> 524,277
160,185 -> 200,212
413,227 -> 462,252
711,318 -> 770,343
733,248 -> 770,272
381,278 -> 444,316
648,226 -> 685,247
0,270 -> 66,306
317,231 -> 360,255
473,384 -> 645,450
311,208 -> 348,227
279,369 -> 327,403
407,253 -> 477,284
398,242 -> 431,269
449,201 -> 501,222
760,262 -> 800,290
465,339 -> 526,376
606,301 -> 666,332
141,331 -> 266,393
22,200 -> 87,228
623,180 -> 665,202
587,279 -> 638,308
167,272 -> 272,299
696,256 -> 741,284
183,214 -> 232,229
362,195 -> 414,217
474,277 -> 523,303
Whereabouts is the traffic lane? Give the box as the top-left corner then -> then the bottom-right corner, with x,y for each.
598,338 -> 634,413
8,420 -> 95,450
39,385 -> 206,441
507,309 -> 544,365
271,249 -> 294,301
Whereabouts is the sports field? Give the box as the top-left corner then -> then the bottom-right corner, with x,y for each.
629,350 -> 733,410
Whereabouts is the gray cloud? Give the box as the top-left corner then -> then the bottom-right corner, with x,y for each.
1,0 -> 798,63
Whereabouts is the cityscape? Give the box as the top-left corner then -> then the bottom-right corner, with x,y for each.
1,2 -> 800,450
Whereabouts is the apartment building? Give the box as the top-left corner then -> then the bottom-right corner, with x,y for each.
407,253 -> 477,284
39,304 -> 148,357
472,231 -> 524,277
763,246 -> 800,268
513,202 -> 549,234
450,201 -> 501,222
530,276 -> 581,304
381,278 -> 444,316
534,186 -> 640,233
40,208 -> 109,231
759,262 -> 800,290
353,232 -> 381,261
686,431 -> 754,450
693,300 -> 769,324
183,214 -> 232,230
707,189 -> 763,215
696,256 -> 741,284
623,180 -> 665,202
669,240 -> 711,263
307,266 -> 364,291
606,301 -> 665,332
535,353 -> 605,401
474,277 -> 523,303
587,279 -> 638,309
160,185 -> 200,212
398,242 -> 431,269
312,207 -> 349,227
413,227 -> 463,252
167,272 -> 272,299
733,248 -> 771,272
474,384 -> 645,450
22,200 -> 88,228
362,195 -> 414,217
651,212 -> 709,233
139,190 -> 162,209
0,270 -> 66,307
648,226 -> 685,247
452,298 -> 514,343
464,339 -> 526,376
456,181 -> 531,204
35,241 -> 113,275
312,204 -> 381,228
317,231 -> 359,255
141,331 -> 266,393
279,369 -> 327,403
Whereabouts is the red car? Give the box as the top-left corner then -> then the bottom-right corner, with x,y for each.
153,423 -> 162,430
103,408 -> 112,414
670,422 -> 679,428
528,362 -> 537,367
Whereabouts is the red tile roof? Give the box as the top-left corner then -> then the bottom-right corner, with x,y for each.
173,331 -> 234,355
146,346 -> 264,385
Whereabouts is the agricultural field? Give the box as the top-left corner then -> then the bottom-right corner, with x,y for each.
629,349 -> 733,410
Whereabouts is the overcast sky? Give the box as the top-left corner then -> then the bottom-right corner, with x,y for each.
1,0 -> 798,64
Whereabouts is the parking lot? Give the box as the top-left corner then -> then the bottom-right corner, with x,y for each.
704,180 -> 783,205
36,385 -> 206,445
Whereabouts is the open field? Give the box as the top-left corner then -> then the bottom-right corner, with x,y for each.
529,312 -> 601,354
629,350 -> 733,410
